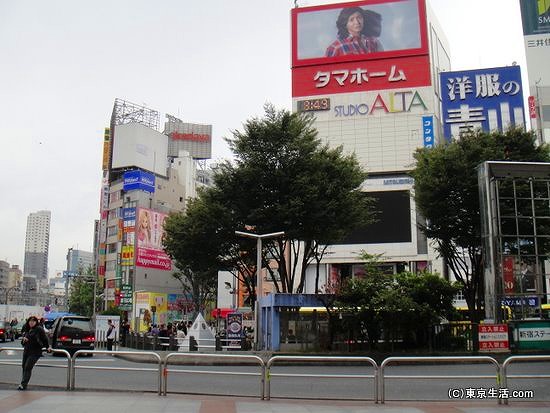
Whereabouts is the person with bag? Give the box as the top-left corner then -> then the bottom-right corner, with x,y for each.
19,316 -> 51,390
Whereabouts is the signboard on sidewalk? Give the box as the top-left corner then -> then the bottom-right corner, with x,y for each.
226,312 -> 243,346
478,324 -> 509,352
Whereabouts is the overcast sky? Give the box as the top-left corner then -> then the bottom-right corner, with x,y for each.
0,0 -> 527,278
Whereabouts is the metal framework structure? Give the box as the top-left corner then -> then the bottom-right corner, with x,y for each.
479,161 -> 550,322
111,98 -> 160,130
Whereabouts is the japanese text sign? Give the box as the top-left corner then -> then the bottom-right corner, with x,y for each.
440,66 -> 525,139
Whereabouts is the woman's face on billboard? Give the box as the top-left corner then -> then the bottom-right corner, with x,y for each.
346,11 -> 364,37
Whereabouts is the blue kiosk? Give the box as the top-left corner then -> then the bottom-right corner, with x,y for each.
258,293 -> 330,351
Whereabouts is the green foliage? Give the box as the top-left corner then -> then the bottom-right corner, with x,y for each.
68,267 -> 100,317
100,306 -> 124,317
164,104 -> 374,306
411,127 -> 550,322
336,253 -> 458,349
68,278 -> 94,317
163,194 -> 224,314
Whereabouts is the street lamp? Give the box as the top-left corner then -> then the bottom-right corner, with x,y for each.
235,230 -> 285,350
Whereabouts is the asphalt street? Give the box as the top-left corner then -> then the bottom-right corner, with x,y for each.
1,342 -> 548,402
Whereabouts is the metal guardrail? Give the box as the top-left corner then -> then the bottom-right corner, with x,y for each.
266,355 -> 378,402
163,352 -> 265,398
501,355 -> 550,405
0,347 -> 72,389
71,350 -> 163,395
379,356 -> 501,404
1,348 -> 548,402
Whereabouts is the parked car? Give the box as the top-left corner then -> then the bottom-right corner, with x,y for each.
12,321 -> 26,339
0,321 -> 15,342
48,316 -> 95,355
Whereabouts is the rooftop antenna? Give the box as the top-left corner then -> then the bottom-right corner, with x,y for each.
294,0 -> 298,7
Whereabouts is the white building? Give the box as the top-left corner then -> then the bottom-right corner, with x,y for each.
290,0 -> 450,290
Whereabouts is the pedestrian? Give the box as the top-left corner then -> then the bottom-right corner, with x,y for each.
19,316 -> 51,390
106,319 -> 116,351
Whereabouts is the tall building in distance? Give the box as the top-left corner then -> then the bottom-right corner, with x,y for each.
66,248 -> 94,273
23,210 -> 51,280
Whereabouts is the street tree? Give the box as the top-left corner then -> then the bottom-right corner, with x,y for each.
164,105 -> 373,308
68,267 -> 97,316
411,127 -> 550,329
214,104 -> 373,299
163,194 -> 229,315
336,253 -> 457,350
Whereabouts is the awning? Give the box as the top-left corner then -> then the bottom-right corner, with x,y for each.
211,308 -> 236,319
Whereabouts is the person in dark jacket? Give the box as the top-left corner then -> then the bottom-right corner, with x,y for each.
19,316 -> 51,390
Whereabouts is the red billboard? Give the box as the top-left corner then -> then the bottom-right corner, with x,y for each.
502,256 -> 515,294
293,54 -> 430,97
291,0 -> 428,68
136,208 -> 172,270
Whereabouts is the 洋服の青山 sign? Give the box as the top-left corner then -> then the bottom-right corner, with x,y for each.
334,89 -> 427,117
170,132 -> 210,142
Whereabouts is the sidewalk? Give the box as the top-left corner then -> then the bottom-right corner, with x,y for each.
1,390 -> 550,413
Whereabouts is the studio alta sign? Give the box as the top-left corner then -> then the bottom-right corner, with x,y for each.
334,90 -> 427,117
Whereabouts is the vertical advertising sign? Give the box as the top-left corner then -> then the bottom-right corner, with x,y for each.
102,128 -> 110,171
520,0 -> 550,139
528,95 -> 538,118
136,208 -> 172,270
422,116 -> 434,148
502,256 -> 516,294
440,66 -> 525,139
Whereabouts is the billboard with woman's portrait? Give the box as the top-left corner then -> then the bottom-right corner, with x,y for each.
292,0 -> 428,67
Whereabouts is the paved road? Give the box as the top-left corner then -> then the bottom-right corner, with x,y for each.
2,389 -> 550,413
1,343 -> 548,402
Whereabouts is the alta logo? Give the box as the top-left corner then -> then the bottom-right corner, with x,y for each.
334,90 -> 427,117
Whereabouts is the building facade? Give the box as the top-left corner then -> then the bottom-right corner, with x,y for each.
290,0 -> 450,290
66,248 -> 94,273
23,210 -> 51,280
96,99 -> 213,329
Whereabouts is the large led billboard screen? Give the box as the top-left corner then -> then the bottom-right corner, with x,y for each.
291,0 -> 428,68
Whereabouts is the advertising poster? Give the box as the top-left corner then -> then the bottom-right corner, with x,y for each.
226,313 -> 243,346
291,0 -> 429,97
520,0 -> 550,35
123,170 -> 155,193
292,0 -> 426,66
150,293 -> 168,326
134,292 -> 150,332
440,66 -> 525,139
136,208 -> 172,270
